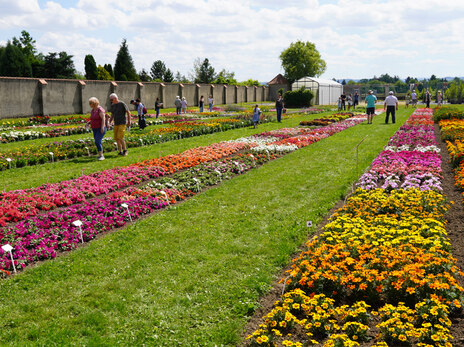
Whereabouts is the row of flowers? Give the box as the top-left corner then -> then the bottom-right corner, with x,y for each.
0,118 -> 259,170
0,112 -> 369,274
0,142 -> 248,226
247,108 -> 463,346
299,112 -> 358,127
0,151 -> 285,273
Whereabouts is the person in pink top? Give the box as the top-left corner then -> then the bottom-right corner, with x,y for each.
86,97 -> 107,160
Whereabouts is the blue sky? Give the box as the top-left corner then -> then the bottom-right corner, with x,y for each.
1,0 -> 463,82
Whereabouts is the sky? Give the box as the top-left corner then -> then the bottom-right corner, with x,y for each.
0,0 -> 463,82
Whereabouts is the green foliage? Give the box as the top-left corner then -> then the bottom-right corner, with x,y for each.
0,42 -> 32,77
283,86 -> 313,107
103,64 -> 114,78
279,40 -> 326,84
138,68 -> 151,82
114,39 -> 138,81
150,60 -> 166,80
164,68 -> 174,82
41,52 -> 75,79
193,57 -> 216,84
84,54 -> 98,80
433,106 -> 464,122
97,65 -> 113,80
238,79 -> 261,86
213,69 -> 238,85
175,71 -> 190,83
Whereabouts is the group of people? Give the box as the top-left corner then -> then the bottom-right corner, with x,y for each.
338,92 -> 360,111
364,89 -> 399,124
175,95 -> 214,115
86,93 -> 219,161
87,93 -> 131,161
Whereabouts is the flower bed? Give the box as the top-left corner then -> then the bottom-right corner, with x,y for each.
247,108 -> 463,346
0,113 -> 367,275
0,118 -> 257,170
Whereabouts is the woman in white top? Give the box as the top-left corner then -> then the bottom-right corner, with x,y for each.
181,97 -> 188,114
208,95 -> 213,112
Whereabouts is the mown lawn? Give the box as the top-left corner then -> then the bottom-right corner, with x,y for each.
0,108 -> 413,345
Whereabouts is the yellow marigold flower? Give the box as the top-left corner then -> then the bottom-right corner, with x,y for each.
398,334 -> 407,342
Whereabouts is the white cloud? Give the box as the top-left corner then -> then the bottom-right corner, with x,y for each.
0,0 -> 463,81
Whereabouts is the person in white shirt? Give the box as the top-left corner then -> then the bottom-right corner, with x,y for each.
411,90 -> 417,107
384,91 -> 399,124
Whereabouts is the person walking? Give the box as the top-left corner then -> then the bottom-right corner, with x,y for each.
181,97 -> 188,114
425,90 -> 431,108
130,98 -> 147,130
340,92 -> 346,111
252,104 -> 261,128
275,94 -> 284,123
384,91 -> 399,124
109,93 -> 131,156
208,95 -> 214,112
347,94 -> 353,111
405,94 -> 410,108
87,97 -> 107,160
411,90 -> 418,107
353,91 -> 359,110
199,95 -> 204,113
174,96 -> 182,115
365,90 -> 377,124
437,91 -> 443,107
155,97 -> 162,119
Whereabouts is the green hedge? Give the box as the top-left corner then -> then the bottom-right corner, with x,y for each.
283,87 -> 314,108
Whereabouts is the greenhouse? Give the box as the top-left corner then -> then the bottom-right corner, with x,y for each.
292,77 -> 343,105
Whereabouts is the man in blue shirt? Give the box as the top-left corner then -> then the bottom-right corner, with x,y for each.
365,90 -> 377,124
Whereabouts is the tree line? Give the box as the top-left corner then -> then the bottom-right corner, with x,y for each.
0,31 -> 260,85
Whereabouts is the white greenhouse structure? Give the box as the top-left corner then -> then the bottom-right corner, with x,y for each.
291,77 -> 343,105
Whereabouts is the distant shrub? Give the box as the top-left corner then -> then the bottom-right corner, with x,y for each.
283,87 -> 313,108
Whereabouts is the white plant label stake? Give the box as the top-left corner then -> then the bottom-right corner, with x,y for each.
215,170 -> 222,180
72,220 -> 84,243
192,178 -> 200,192
6,157 -> 12,170
49,152 -> 54,162
307,221 -> 313,238
85,146 -> 90,156
2,244 -> 16,273
121,203 -> 132,222
160,191 -> 170,205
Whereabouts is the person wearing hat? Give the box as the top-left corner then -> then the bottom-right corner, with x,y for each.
411,89 -> 418,107
365,90 -> 377,124
384,91 -> 399,124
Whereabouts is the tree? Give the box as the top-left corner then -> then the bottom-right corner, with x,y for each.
279,40 -> 326,84
42,52 -> 75,79
84,54 -> 98,80
138,68 -> 151,82
0,41 -> 32,77
97,65 -> 113,80
150,60 -> 166,81
174,71 -> 190,83
239,79 -> 260,86
11,30 -> 43,77
192,58 -> 216,83
164,68 -> 174,82
213,69 -> 237,85
103,64 -> 114,78
114,39 -> 138,81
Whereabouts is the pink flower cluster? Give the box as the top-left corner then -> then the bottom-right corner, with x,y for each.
357,109 -> 442,191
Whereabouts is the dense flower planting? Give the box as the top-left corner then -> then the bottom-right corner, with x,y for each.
439,117 -> 464,198
0,118 -> 256,170
299,112 -> 357,127
247,108 -> 463,346
0,113 -> 366,274
357,111 -> 442,192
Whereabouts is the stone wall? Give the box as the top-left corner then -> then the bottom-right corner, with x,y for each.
0,77 -> 269,118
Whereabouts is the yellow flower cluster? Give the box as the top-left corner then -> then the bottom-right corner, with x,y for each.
247,188 -> 462,346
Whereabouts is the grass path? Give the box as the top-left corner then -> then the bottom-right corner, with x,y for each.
0,108 -> 412,345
